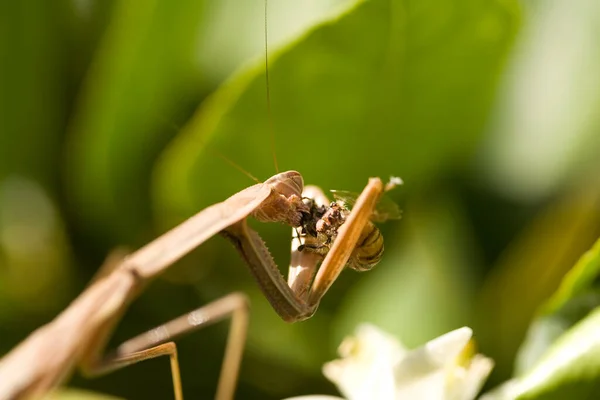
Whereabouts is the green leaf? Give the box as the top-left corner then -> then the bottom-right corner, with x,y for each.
475,185 -> 600,377
482,238 -> 600,399
515,238 -> 600,374
153,0 -> 519,225
197,0 -> 347,83
542,238 -> 600,316
514,307 -> 600,399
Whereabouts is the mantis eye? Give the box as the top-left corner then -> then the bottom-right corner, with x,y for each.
266,170 -> 304,198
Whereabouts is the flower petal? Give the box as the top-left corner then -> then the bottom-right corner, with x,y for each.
323,324 -> 405,400
394,327 -> 473,384
392,327 -> 493,400
320,325 -> 493,400
447,354 -> 495,400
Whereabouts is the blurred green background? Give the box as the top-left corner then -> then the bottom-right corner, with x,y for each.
2,0 -> 600,398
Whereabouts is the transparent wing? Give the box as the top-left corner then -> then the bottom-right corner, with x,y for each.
331,190 -> 402,223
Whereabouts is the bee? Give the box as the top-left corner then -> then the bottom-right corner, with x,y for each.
298,177 -> 402,272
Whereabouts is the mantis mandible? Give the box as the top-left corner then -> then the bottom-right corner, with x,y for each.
0,171 -> 400,400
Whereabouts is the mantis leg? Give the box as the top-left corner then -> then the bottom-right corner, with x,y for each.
222,177 -> 385,322
288,185 -> 331,299
86,247 -> 130,287
308,177 -> 384,304
79,293 -> 249,400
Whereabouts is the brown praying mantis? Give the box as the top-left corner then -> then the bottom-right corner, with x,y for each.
0,172 -> 401,400
0,2 -> 403,399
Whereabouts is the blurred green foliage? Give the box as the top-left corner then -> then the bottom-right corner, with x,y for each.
514,239 -> 600,399
2,0 -> 600,398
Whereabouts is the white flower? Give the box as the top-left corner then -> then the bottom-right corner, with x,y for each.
285,324 -> 493,400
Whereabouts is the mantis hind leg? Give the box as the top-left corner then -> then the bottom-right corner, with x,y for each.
80,293 -> 250,400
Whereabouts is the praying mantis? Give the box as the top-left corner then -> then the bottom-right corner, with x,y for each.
0,2 -> 403,399
0,171 -> 400,400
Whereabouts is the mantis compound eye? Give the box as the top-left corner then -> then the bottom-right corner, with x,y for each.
265,170 -> 304,199
252,171 -> 309,226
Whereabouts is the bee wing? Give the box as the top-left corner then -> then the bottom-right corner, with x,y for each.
331,190 -> 402,223
331,190 -> 358,208
371,194 -> 402,222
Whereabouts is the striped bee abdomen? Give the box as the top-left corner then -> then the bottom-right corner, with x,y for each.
347,222 -> 384,272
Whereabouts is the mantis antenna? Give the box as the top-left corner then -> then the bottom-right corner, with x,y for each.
160,118 -> 261,184
264,0 -> 279,173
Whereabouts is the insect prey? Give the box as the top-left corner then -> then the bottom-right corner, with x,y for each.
297,177 -> 403,273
